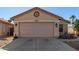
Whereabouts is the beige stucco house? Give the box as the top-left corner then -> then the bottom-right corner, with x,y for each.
10,7 -> 69,38
68,26 -> 78,36
0,18 -> 13,37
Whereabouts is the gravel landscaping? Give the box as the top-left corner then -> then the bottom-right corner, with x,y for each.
0,36 -> 13,48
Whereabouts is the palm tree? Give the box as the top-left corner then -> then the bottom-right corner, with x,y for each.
69,15 -> 76,35
69,15 -> 76,25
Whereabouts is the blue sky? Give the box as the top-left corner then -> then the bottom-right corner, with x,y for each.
0,7 -> 79,20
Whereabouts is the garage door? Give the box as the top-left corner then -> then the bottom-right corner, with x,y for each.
19,22 -> 54,37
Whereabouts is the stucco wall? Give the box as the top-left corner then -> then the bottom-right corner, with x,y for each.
0,22 -> 13,36
14,10 -> 59,22
53,23 -> 59,37
0,23 -> 3,36
14,22 -> 19,36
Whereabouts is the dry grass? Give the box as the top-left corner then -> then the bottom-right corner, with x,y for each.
0,36 -> 13,48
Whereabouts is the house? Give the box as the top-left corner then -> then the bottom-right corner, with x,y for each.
68,25 -> 78,36
10,7 -> 69,38
0,18 -> 13,37
68,27 -> 74,34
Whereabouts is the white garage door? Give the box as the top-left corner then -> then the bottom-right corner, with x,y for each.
19,22 -> 54,37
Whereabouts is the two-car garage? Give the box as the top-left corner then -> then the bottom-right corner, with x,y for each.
19,22 -> 54,37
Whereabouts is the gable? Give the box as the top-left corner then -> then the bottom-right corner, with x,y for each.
11,8 -> 61,22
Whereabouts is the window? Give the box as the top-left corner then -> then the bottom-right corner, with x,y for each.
59,24 -> 63,32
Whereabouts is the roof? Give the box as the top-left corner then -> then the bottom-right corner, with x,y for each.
10,7 -> 70,23
0,18 -> 13,26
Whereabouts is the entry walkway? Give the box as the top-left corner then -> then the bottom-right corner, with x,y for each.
3,38 -> 76,51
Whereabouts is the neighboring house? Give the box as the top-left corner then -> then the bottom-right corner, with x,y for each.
0,18 -> 13,37
68,25 -> 74,34
68,27 -> 74,34
68,26 -> 78,36
10,7 -> 69,38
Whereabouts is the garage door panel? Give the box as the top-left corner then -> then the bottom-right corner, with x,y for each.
19,22 -> 53,37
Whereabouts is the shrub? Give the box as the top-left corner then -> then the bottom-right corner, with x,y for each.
14,36 -> 18,39
58,33 -> 76,39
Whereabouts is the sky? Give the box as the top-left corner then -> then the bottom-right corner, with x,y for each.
0,7 -> 79,20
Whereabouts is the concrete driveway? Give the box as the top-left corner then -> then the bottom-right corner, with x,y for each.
3,38 -> 76,51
